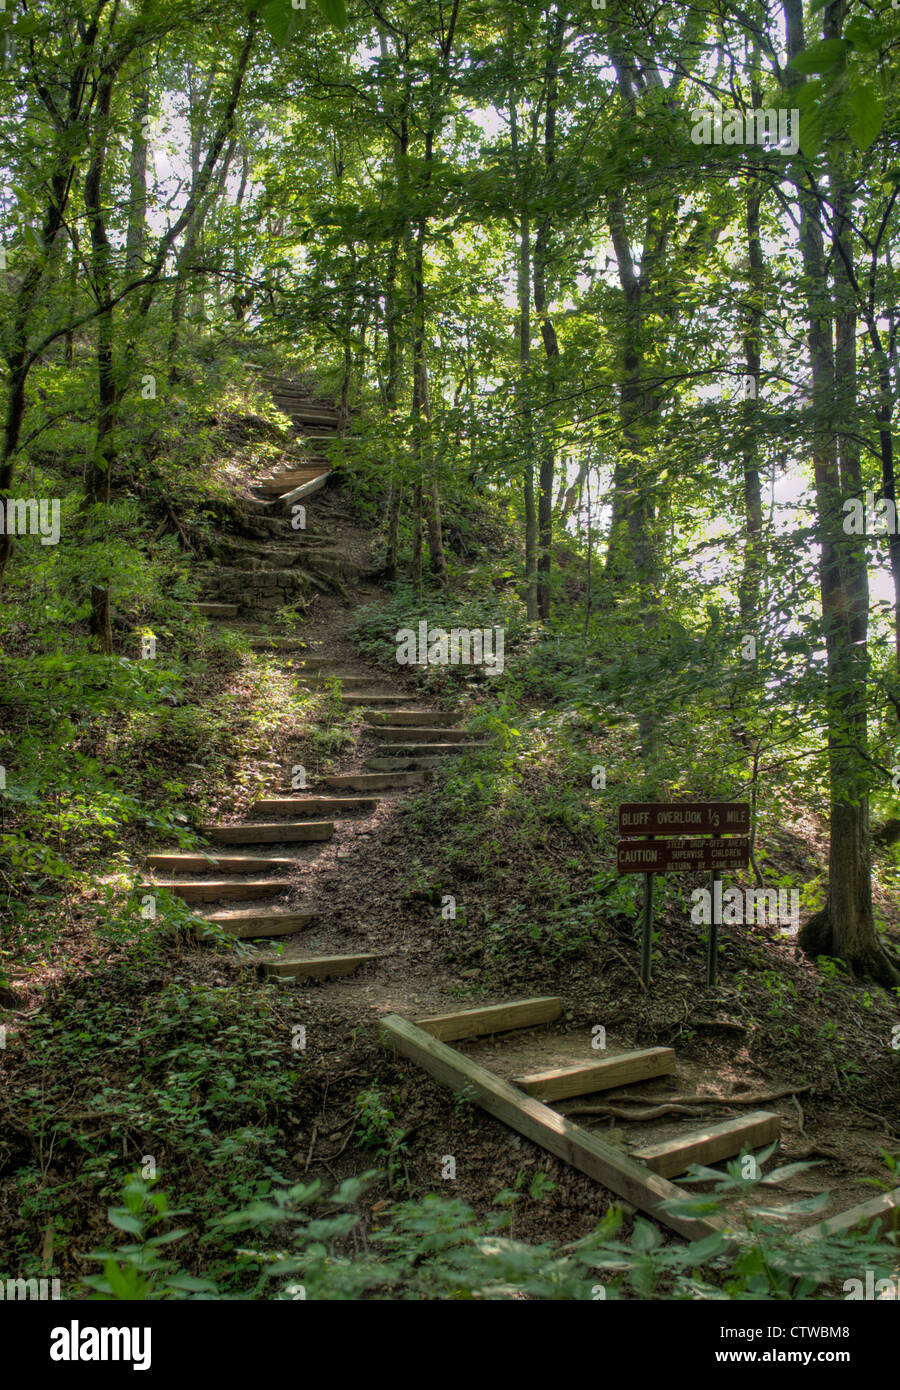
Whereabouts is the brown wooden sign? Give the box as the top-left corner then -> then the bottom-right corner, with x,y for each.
616,836 -> 750,875
618,801 -> 750,837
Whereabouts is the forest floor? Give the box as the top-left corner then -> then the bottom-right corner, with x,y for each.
2,423 -> 900,1294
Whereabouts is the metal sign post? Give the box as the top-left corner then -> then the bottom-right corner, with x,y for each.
616,802 -> 750,987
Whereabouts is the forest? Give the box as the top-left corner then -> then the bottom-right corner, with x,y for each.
2,0 -> 900,1336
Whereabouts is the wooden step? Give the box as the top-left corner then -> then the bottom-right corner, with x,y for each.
250,636 -> 310,652
142,879 -> 288,903
515,1048 -> 677,1102
322,772 -> 428,791
633,1111 -> 781,1179
253,796 -> 377,816
279,474 -> 330,505
147,852 -> 294,873
260,952 -> 377,980
258,466 -> 328,484
256,469 -> 329,495
288,410 -> 340,425
342,693 -> 415,707
366,725 -> 470,742
372,742 -> 488,757
296,667 -> 386,681
198,820 -> 334,843
201,907 -> 316,938
416,997 -> 564,1043
363,709 -> 462,726
796,1188 -> 900,1242
193,602 -> 239,618
366,755 -> 449,771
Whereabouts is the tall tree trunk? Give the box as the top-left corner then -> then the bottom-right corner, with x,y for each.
784,0 -> 898,985
533,3 -> 565,622
124,53 -> 149,277
739,172 -> 764,625
509,79 -> 538,618
84,72 -> 118,509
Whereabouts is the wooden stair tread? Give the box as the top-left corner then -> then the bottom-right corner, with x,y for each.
147,852 -> 294,871
796,1188 -> 900,1242
341,694 -> 414,705
193,602 -> 239,617
253,797 -> 378,815
200,907 -> 315,938
516,1048 -> 677,1102
416,997 -> 563,1042
372,742 -> 487,755
141,879 -> 289,901
322,772 -> 428,790
199,821 -> 334,842
633,1110 -> 781,1179
260,952 -> 377,979
365,725 -> 470,741
363,710 -> 462,725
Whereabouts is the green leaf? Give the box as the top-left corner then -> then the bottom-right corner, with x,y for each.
261,0 -> 302,45
315,0 -> 347,27
107,1210 -> 143,1235
848,81 -> 884,151
789,39 -> 849,75
797,104 -> 826,161
843,17 -> 881,53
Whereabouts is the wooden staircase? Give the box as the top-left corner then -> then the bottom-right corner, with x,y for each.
145,562 -> 477,981
251,373 -> 343,507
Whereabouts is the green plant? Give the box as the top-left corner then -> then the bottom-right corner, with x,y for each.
81,1176 -> 218,1300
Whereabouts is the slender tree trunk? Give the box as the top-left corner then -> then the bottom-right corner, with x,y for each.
533,4 -> 565,622
509,80 -> 538,618
739,173 -> 764,625
784,0 -> 898,985
125,53 -> 149,277
84,72 -> 118,509
0,166 -> 71,581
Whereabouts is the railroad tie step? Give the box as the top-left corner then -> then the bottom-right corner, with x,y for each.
139,879 -> 289,903
415,997 -> 564,1042
250,637 -> 310,651
344,694 -> 419,706
193,602 -> 239,618
258,952 -> 377,980
146,852 -> 294,873
365,725 -> 471,742
252,796 -> 378,817
278,474 -> 330,506
322,772 -> 429,791
365,755 -> 449,772
289,654 -> 345,668
372,742 -> 488,758
633,1111 -> 781,1179
296,669 -> 390,683
796,1188 -> 900,1242
199,907 -> 316,939
515,1048 -> 676,1102
198,820 -> 334,843
363,709 -> 463,726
